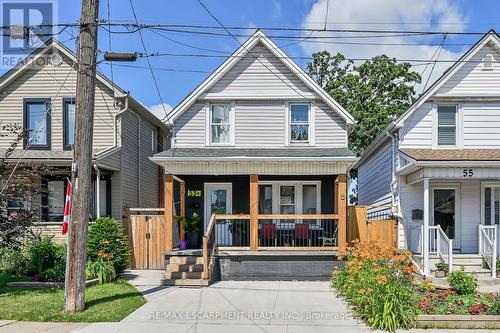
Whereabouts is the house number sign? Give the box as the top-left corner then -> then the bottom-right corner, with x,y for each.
187,190 -> 202,197
462,169 -> 474,178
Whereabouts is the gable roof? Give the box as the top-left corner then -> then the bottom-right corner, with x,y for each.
167,30 -> 355,125
0,38 -> 168,131
355,30 -> 500,168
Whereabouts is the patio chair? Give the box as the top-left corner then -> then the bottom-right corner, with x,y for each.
294,223 -> 310,246
261,223 -> 276,246
319,220 -> 338,247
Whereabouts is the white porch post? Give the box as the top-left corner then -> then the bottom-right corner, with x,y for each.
423,178 -> 430,275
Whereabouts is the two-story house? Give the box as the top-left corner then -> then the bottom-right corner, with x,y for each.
148,30 -> 356,283
356,30 -> 500,278
0,39 -> 168,234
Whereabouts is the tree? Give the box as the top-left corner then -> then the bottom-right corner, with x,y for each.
307,51 -> 421,156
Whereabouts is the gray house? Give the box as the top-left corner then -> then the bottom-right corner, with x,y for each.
355,31 -> 500,279
148,31 -> 356,284
0,39 -> 168,231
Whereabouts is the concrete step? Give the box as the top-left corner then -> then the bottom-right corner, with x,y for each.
430,276 -> 500,288
168,256 -> 204,265
163,271 -> 203,279
166,263 -> 204,272
161,278 -> 210,287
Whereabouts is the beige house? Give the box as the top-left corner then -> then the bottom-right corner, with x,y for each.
0,39 -> 168,229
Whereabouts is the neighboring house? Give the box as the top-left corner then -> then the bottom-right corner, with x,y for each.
146,30 -> 357,282
355,30 -> 500,277
0,39 -> 168,230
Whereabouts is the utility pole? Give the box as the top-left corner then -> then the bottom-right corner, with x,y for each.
64,0 -> 99,313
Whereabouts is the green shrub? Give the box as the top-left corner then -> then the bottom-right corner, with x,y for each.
25,236 -> 66,281
86,258 -> 116,284
447,267 -> 478,295
88,217 -> 129,275
488,293 -> 500,315
0,247 -> 29,276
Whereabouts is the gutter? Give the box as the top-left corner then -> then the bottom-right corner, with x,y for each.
149,156 -> 359,163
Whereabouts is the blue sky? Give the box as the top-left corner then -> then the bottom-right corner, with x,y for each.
51,0 -> 500,119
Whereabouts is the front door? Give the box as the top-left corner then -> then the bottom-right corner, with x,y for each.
204,183 -> 232,245
432,186 -> 460,251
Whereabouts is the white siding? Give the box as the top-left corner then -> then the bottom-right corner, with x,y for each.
205,43 -> 315,99
235,100 -> 284,147
314,102 -> 348,147
437,44 -> 500,96
463,103 -> 500,148
399,102 -> 433,149
357,139 -> 392,206
174,102 -> 206,147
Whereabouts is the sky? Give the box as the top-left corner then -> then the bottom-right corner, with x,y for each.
49,0 -> 500,120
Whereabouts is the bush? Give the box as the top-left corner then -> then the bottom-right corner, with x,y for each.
0,247 -> 29,276
86,258 -> 116,284
25,236 -> 66,282
332,241 -> 418,331
447,267 -> 478,295
488,293 -> 500,315
88,217 -> 129,275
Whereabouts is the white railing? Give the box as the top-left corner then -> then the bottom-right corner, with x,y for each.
429,225 -> 453,274
479,225 -> 497,278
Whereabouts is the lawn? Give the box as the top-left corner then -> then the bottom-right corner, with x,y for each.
0,277 -> 145,322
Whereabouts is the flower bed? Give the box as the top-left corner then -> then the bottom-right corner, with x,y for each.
332,241 -> 500,332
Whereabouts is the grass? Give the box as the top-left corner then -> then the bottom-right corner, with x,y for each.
0,278 -> 146,322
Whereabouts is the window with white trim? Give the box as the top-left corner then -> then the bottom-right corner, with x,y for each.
289,103 -> 309,143
210,104 -> 231,144
437,105 -> 457,146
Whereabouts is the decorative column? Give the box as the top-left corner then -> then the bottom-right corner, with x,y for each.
423,178 -> 430,275
250,174 -> 259,251
164,174 -> 174,252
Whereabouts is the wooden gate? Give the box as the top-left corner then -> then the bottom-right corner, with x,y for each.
348,206 -> 398,247
124,215 -> 167,269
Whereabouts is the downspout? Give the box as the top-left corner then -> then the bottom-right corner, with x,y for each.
93,163 -> 101,218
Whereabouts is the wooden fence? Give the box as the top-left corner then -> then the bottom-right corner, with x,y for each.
347,206 -> 398,247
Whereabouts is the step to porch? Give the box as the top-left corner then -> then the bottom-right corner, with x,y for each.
414,254 -> 495,278
161,253 -> 211,287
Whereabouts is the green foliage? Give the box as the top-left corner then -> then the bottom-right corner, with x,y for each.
307,52 -> 421,156
447,267 -> 478,295
25,236 -> 66,282
86,259 -> 116,284
417,289 -> 494,315
183,212 -> 201,233
487,293 -> 500,315
88,217 -> 129,275
0,246 -> 29,276
435,262 -> 449,272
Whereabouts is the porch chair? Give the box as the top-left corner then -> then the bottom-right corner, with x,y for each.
294,223 -> 310,246
261,223 -> 277,246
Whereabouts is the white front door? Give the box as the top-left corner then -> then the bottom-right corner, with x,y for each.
431,185 -> 460,251
204,183 -> 232,245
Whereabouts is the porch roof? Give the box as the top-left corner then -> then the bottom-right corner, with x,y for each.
401,148 -> 500,162
152,147 -> 356,161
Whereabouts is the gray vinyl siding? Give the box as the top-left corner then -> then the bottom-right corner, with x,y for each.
357,138 -> 392,207
119,111 -> 140,209
205,43 -> 315,99
111,171 -> 121,220
314,102 -> 348,147
138,119 -> 159,207
173,102 -> 206,147
437,44 -> 500,96
0,52 -> 116,152
235,100 -> 284,146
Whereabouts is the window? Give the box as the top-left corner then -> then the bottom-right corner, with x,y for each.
279,185 -> 295,214
151,128 -> 157,152
209,104 -> 231,144
483,54 -> 494,71
437,105 -> 457,146
302,185 -> 318,214
24,99 -> 51,149
289,103 -> 309,142
63,98 -> 75,150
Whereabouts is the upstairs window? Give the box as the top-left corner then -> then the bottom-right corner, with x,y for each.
63,98 -> 76,150
437,105 -> 457,146
290,103 -> 309,143
210,104 -> 231,144
483,54 -> 494,71
24,99 -> 51,149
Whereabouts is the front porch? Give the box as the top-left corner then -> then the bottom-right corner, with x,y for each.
399,165 -> 499,278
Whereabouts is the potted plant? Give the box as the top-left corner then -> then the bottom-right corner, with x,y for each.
184,212 -> 201,249
435,262 -> 449,278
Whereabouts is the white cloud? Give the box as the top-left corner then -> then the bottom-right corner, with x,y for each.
148,103 -> 173,122
301,0 -> 470,91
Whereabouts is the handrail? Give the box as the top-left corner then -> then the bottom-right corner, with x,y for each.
479,225 -> 497,278
258,214 -> 339,219
202,214 -> 217,279
204,214 -> 217,237
429,225 -> 453,274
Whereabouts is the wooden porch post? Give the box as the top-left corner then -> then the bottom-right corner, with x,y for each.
337,174 -> 347,249
164,174 -> 174,252
250,174 -> 259,251
179,181 -> 185,242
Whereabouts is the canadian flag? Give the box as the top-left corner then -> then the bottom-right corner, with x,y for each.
62,180 -> 72,235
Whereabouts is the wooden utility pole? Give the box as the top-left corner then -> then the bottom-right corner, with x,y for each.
64,0 -> 99,313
